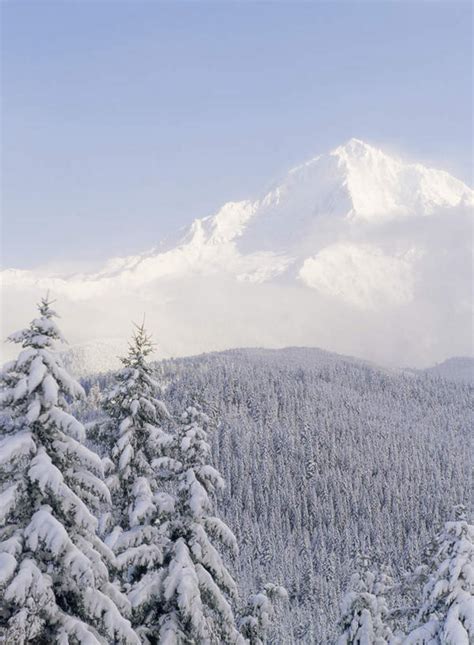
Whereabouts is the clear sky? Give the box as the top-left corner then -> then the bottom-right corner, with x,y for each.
2,1 -> 472,269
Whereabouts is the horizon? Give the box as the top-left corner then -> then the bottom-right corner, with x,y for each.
2,1 -> 473,269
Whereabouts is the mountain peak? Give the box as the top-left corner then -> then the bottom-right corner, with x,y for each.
326,138 -> 473,220
333,137 -> 376,157
1,137 -> 472,369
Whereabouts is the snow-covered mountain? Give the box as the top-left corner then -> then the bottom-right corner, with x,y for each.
2,139 -> 473,368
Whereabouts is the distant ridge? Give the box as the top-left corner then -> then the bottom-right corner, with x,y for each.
421,356 -> 474,383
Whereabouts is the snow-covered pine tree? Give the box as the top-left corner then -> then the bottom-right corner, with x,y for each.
387,537 -> 439,637
151,405 -> 244,644
239,583 -> 288,645
0,297 -> 139,644
336,556 -> 394,644
100,323 -> 172,637
404,506 -> 474,644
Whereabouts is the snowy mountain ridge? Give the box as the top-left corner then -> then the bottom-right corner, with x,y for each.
3,139 -> 472,291
2,139 -> 473,368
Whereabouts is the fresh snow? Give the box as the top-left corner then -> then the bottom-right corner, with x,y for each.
0,432 -> 36,467
2,138 -> 472,370
0,299 -> 140,643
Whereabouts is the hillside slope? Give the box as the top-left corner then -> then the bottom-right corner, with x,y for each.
79,347 -> 473,642
422,356 -> 474,383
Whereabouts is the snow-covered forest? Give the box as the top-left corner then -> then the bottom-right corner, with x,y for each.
1,301 -> 473,644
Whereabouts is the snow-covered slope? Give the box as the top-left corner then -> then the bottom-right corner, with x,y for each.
2,139 -> 473,368
422,357 -> 474,383
78,346 -> 473,642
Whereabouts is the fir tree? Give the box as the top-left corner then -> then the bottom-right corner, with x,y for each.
404,506 -> 474,644
239,583 -> 287,645
0,297 -> 139,644
336,556 -> 394,644
152,405 -> 244,644
99,323 -> 172,638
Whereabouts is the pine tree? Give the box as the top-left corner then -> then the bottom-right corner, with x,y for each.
336,556 -> 394,644
152,405 -> 244,644
239,583 -> 287,645
0,297 -> 139,644
100,323 -> 172,638
404,506 -> 474,644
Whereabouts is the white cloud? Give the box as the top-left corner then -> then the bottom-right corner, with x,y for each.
299,242 -> 421,309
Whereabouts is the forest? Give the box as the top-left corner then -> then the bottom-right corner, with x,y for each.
0,300 -> 472,644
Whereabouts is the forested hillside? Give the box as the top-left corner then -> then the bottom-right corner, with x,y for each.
80,347 -> 473,642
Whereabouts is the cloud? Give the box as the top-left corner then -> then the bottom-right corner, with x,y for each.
2,140 -> 472,371
299,242 -> 420,309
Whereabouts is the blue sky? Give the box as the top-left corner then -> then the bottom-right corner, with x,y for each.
2,1 -> 472,269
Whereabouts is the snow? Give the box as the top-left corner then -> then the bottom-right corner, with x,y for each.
0,431 -> 36,466
28,448 -> 64,495
3,138 -> 472,370
118,442 -> 134,471
16,348 -> 37,366
0,301 -> 143,644
405,516 -> 474,643
0,552 -> 17,585
190,524 -> 237,594
67,469 -> 112,504
198,464 -> 225,491
13,377 -> 28,401
0,484 -> 19,524
115,542 -> 163,570
195,562 -> 236,624
155,491 -> 175,514
334,138 -> 473,220
0,535 -> 23,557
4,557 -> 54,607
82,588 -> 141,644
25,507 -> 71,556
187,471 -> 210,516
49,407 -> 86,442
127,570 -> 163,609
128,477 -> 155,526
239,583 -> 287,644
42,373 -> 59,405
444,605 -> 470,644
119,417 -> 132,433
153,456 -> 183,473
27,356 -> 47,393
2,140 -> 470,295
52,436 -> 104,475
27,397 -> 42,422
56,616 -> 102,645
163,539 -> 207,639
204,517 -> 238,552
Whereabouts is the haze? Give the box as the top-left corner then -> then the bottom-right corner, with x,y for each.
2,1 -> 472,269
